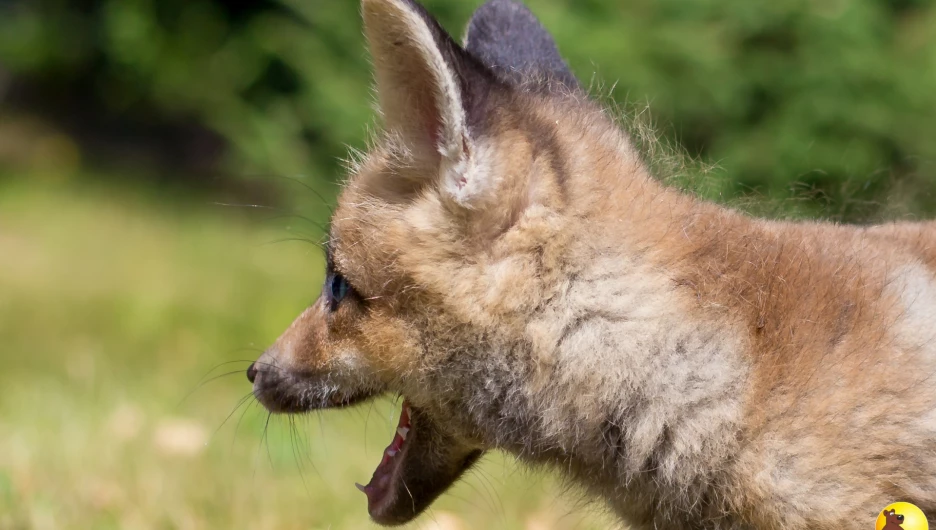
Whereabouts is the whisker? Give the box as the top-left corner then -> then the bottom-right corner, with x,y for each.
295,414 -> 313,469
232,396 -> 260,453
455,478 -> 496,517
261,237 -> 327,252
473,466 -> 507,521
210,201 -> 329,254
266,174 -> 335,209
263,411 -> 274,469
316,410 -> 329,457
261,213 -> 330,233
177,369 -> 252,408
181,357 -> 283,406
288,415 -> 313,499
209,201 -> 279,210
184,359 -> 254,392
254,410 -> 274,480
210,391 -> 257,443
401,479 -> 416,516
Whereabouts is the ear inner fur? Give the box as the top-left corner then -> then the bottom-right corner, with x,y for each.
362,0 -> 465,163
361,0 -> 500,205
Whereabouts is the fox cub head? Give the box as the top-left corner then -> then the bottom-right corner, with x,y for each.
248,0 -> 640,525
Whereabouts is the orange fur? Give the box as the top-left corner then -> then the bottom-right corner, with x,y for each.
249,1 -> 936,527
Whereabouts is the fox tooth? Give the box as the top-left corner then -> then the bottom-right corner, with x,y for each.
397,427 -> 410,439
386,448 -> 398,457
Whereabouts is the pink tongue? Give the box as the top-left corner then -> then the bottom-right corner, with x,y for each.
355,402 -> 411,501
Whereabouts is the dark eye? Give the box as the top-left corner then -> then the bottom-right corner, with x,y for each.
326,273 -> 352,310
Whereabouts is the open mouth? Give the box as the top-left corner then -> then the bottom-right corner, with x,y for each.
355,401 -> 413,518
251,362 -> 483,526
352,400 -> 483,526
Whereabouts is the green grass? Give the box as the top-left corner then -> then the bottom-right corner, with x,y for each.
0,178 -> 615,530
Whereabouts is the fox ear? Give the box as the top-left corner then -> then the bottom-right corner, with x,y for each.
362,0 -> 494,202
464,0 -> 579,90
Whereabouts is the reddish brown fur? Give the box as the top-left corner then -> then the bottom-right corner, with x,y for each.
250,1 -> 936,528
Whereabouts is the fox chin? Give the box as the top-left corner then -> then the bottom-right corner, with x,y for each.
246,0 -> 936,528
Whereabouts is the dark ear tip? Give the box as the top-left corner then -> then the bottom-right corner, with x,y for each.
480,0 -> 527,10
465,0 -> 580,91
470,0 -> 538,28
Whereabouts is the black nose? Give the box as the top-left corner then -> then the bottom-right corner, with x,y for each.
246,362 -> 258,383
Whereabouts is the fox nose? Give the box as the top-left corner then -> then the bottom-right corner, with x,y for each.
246,362 -> 258,383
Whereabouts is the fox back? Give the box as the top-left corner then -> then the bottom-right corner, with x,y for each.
247,1 -> 936,528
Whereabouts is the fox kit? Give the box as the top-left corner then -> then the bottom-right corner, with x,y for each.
246,0 -> 936,528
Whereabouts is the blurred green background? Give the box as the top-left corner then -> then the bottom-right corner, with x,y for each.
1,0 -> 934,528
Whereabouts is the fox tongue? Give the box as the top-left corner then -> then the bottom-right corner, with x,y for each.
355,402 -> 411,512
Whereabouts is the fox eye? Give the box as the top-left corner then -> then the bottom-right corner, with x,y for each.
325,273 -> 352,311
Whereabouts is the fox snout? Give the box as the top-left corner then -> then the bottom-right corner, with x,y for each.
248,345 -> 376,413
247,299 -> 381,414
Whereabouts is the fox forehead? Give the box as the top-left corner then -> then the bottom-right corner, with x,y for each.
329,102 -> 556,296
